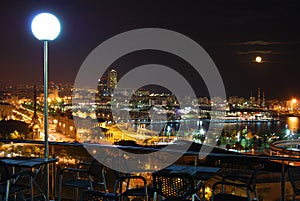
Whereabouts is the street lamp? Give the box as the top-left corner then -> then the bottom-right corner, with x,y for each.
31,12 -> 61,200
291,98 -> 297,111
31,12 -> 60,157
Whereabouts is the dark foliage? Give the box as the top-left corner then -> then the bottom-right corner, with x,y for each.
0,120 -> 31,138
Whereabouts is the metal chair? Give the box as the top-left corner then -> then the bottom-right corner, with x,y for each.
0,160 -> 31,201
211,164 -> 263,201
80,190 -> 117,201
288,166 -> 300,201
113,171 -> 148,201
152,172 -> 195,201
59,159 -> 107,201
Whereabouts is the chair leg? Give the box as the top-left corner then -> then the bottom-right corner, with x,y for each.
75,188 -> 79,201
221,184 -> 225,193
29,175 -> 33,201
254,188 -> 259,201
145,185 -> 148,201
153,192 -> 157,201
247,190 -> 251,201
58,175 -> 63,201
102,169 -> 107,192
211,189 -> 215,201
5,181 -> 10,201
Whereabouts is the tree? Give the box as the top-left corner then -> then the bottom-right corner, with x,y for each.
193,133 -> 200,143
235,141 -> 242,151
216,140 -> 221,147
241,138 -> 247,149
0,120 -> 31,139
200,134 -> 206,144
10,131 -> 21,139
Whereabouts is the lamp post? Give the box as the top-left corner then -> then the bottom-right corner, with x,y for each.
31,12 -> 61,200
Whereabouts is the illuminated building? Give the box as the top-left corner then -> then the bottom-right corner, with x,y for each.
257,88 -> 261,106
56,111 -> 77,140
49,89 -> 59,100
286,98 -> 298,111
30,86 -> 40,138
97,82 -> 108,97
0,102 -> 13,120
107,69 -> 117,90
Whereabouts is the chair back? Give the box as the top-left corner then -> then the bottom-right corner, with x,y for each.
288,167 -> 300,192
0,160 -> 11,183
247,164 -> 263,192
80,190 -> 116,201
153,172 -> 194,200
88,159 -> 105,177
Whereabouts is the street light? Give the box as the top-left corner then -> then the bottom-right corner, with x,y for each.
31,12 -> 61,200
31,11 -> 60,157
291,98 -> 297,111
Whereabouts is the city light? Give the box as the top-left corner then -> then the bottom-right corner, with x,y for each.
290,98 -> 298,111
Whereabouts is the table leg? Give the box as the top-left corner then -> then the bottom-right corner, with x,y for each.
30,175 -> 33,201
281,160 -> 285,201
30,166 -> 47,200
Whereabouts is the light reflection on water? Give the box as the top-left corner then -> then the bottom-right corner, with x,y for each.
287,116 -> 299,133
146,116 -> 300,137
222,116 -> 300,135
141,116 -> 300,138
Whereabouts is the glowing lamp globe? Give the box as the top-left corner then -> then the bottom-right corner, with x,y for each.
31,13 -> 61,41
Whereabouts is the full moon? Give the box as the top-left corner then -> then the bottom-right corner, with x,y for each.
255,56 -> 262,63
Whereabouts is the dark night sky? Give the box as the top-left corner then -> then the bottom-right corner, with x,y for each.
0,0 -> 300,99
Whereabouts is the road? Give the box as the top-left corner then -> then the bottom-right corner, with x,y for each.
13,105 -> 75,142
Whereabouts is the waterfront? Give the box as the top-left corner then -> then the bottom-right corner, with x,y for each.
223,116 -> 299,136
0,109 -> 299,201
111,115 -> 300,151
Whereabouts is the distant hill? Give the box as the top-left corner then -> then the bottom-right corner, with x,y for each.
0,120 -> 31,139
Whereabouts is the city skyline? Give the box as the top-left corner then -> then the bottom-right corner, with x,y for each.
0,0 -> 299,99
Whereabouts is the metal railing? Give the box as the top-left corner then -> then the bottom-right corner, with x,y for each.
0,138 -> 299,201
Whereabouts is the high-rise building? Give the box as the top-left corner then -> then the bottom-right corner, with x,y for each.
97,82 -> 108,97
31,85 -> 40,138
107,69 -> 117,89
257,88 -> 261,106
262,91 -> 265,107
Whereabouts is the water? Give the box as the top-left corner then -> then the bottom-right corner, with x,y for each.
286,116 -> 299,133
138,116 -> 300,138
222,116 -> 300,136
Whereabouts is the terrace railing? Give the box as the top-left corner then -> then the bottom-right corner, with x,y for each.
0,138 -> 299,201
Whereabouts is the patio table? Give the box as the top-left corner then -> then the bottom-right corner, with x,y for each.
155,164 -> 220,200
158,164 -> 220,179
1,157 -> 58,201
